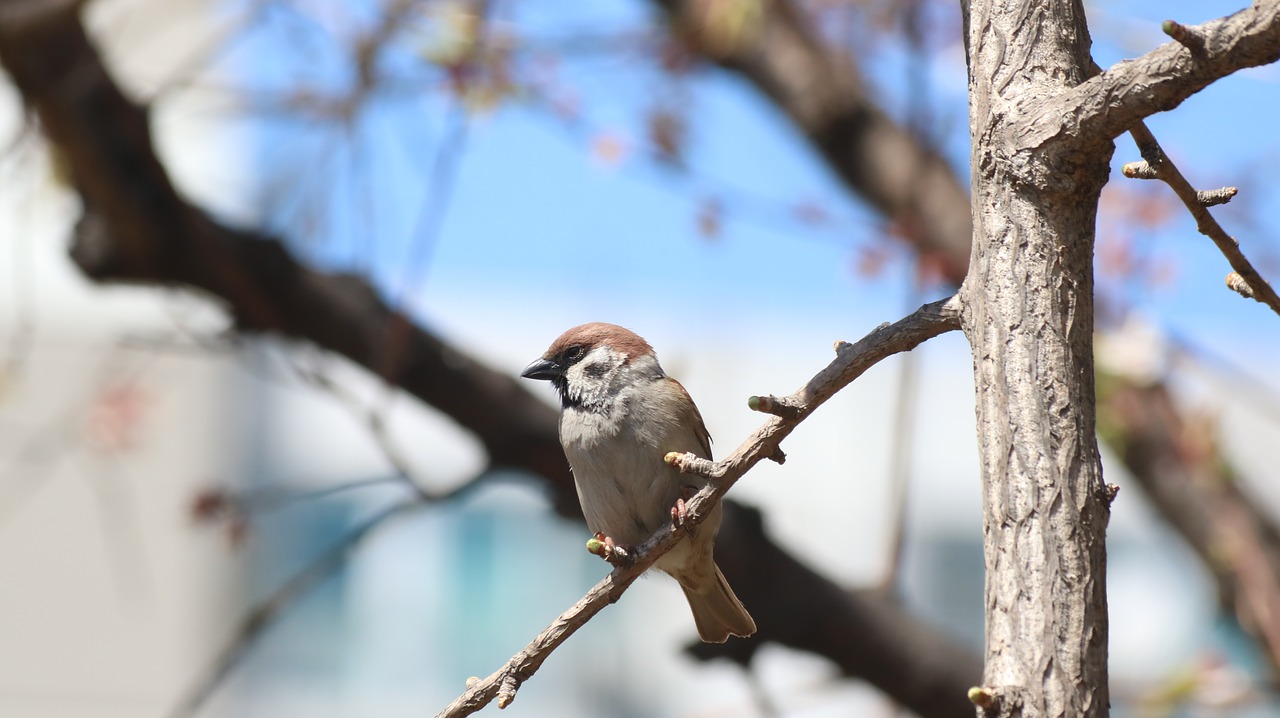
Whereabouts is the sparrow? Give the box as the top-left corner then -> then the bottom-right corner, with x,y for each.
521,322 -> 756,643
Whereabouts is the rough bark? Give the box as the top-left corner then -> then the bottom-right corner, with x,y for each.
1051,2 -> 1280,145
961,1 -> 1113,715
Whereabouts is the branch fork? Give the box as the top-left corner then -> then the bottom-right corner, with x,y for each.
1162,19 -> 1206,55
747,394 -> 801,419
1120,122 -> 1280,317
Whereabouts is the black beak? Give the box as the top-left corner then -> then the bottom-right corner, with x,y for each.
521,357 -> 562,381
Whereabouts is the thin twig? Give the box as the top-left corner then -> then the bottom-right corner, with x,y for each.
216,474 -> 409,517
881,281 -> 924,591
1123,121 -> 1280,317
293,362 -> 433,500
178,462 -> 503,717
1089,50 -> 1280,318
168,499 -> 422,718
434,295 -> 963,718
195,467 -> 501,527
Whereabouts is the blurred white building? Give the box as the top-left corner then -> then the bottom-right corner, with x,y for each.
0,2 -> 251,716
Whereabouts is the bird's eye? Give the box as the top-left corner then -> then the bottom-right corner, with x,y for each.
565,346 -> 585,362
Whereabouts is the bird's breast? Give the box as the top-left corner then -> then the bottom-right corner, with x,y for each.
559,406 -> 703,546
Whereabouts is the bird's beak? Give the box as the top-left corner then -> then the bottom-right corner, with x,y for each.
521,357 -> 562,381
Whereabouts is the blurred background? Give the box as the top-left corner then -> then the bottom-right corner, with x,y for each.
1,0 -> 1279,716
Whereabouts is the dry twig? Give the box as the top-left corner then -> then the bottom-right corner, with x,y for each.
1083,45 -> 1280,318
1122,121 -> 1280,316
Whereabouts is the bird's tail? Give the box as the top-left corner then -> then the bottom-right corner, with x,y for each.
680,564 -> 756,643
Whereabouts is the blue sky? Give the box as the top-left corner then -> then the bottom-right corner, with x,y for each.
222,0 -> 1280,360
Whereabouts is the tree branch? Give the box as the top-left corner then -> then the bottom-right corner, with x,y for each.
703,502 -> 983,716
1023,1 -> 1280,148
1119,122 -> 1280,316
650,0 -> 971,277
0,3 -> 575,512
436,296 -> 963,717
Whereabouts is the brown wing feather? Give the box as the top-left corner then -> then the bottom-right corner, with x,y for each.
671,377 -> 713,458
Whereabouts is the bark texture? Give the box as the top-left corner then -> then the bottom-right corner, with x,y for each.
962,1 -> 1114,715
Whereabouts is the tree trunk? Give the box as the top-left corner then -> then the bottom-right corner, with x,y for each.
962,1 -> 1114,716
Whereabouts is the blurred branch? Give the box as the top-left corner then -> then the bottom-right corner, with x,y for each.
1100,375 -> 1280,675
170,499 -> 422,718
1120,122 -> 1280,316
881,282 -> 923,590
0,1 -> 574,511
706,502 -> 982,716
292,363 -> 434,499
191,475 -> 406,525
352,0 -> 423,97
181,468 -> 509,716
436,296 -> 965,718
649,0 -> 971,277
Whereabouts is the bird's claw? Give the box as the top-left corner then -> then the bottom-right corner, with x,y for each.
670,497 -> 687,530
670,486 -> 697,534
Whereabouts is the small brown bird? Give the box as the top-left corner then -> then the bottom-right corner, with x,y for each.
522,322 -> 755,642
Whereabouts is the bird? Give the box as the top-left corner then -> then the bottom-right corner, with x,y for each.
521,322 -> 756,643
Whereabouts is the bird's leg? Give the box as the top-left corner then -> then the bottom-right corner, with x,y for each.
670,485 -> 698,533
589,531 -> 632,565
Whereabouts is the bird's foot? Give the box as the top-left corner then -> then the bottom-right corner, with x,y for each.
587,531 -> 631,566
670,486 -> 697,534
